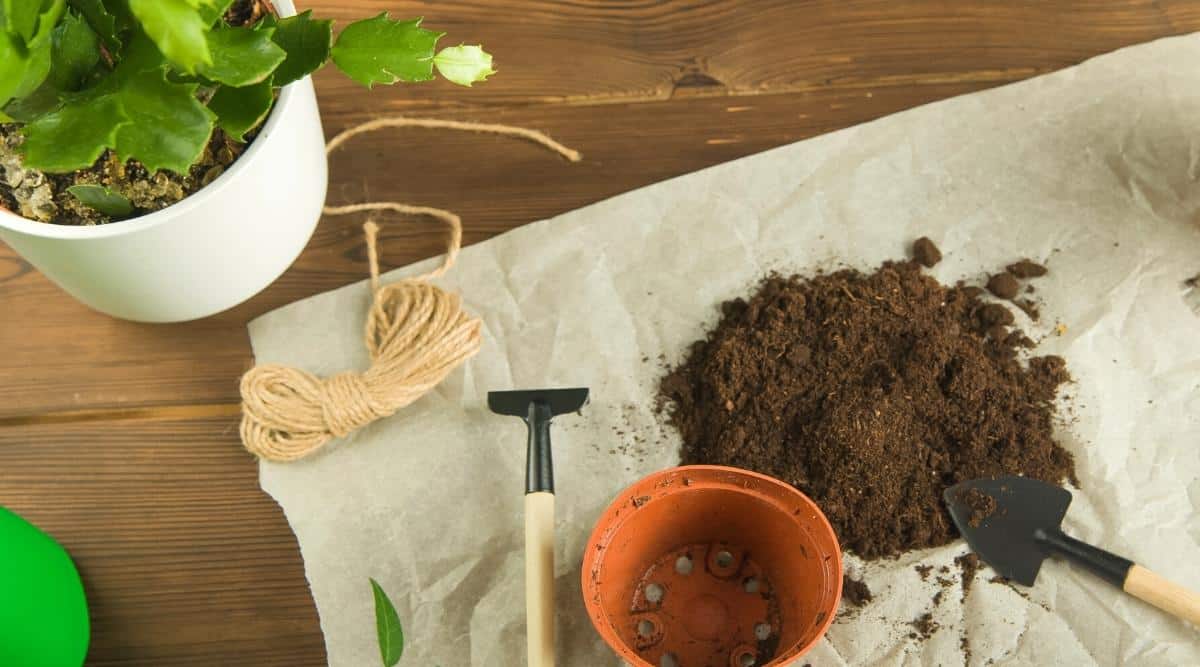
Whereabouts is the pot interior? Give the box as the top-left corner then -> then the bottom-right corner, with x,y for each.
584,466 -> 841,667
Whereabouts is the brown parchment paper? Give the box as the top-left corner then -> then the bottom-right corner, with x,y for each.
249,35 -> 1200,666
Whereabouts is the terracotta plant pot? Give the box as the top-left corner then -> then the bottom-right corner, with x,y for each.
582,465 -> 841,667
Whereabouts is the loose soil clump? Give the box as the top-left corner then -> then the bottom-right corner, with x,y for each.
955,552 -> 982,598
658,245 -> 1076,560
841,574 -> 873,607
959,487 -> 997,528
1007,260 -> 1047,279
987,272 -> 1021,299
912,237 -> 942,268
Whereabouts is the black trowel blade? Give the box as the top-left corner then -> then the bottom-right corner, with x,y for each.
944,476 -> 1072,586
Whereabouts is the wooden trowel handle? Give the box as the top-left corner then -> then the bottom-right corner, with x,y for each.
1124,565 -> 1200,626
525,491 -> 555,667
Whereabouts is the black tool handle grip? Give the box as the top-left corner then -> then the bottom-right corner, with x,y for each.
1035,528 -> 1132,587
525,402 -> 554,494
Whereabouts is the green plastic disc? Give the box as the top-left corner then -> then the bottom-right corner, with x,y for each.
0,506 -> 90,666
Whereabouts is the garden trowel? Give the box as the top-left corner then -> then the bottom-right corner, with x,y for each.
488,388 -> 590,667
945,476 -> 1200,626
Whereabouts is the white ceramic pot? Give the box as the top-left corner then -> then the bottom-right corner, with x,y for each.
0,0 -> 326,323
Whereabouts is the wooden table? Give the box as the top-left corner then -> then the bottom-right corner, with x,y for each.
1,2 -> 1196,664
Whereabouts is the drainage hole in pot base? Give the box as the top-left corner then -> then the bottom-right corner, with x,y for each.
631,542 -> 782,667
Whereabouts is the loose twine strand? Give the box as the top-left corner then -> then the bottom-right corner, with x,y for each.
239,118 -> 581,462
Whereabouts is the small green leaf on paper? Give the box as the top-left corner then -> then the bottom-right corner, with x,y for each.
127,0 -> 210,73
370,578 -> 404,667
67,184 -> 134,216
432,44 -> 494,87
208,78 -> 272,141
269,9 -> 332,86
200,24 -> 286,86
330,13 -> 442,88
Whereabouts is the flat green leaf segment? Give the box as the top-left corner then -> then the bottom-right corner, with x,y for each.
331,13 -> 442,87
49,10 -> 101,91
67,184 -> 133,216
370,578 -> 404,666
208,78 -> 272,141
198,0 -> 234,25
432,45 -> 495,87
67,0 -> 119,51
20,95 -> 123,171
114,67 -> 215,172
0,0 -> 64,107
200,24 -> 285,86
270,10 -> 332,86
22,43 -> 216,174
127,0 -> 210,73
5,0 -> 45,43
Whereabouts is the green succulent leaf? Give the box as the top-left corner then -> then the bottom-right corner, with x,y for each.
208,77 -> 272,141
197,0 -> 233,25
22,42 -> 215,174
432,44 -> 494,87
113,67 -> 215,173
330,13 -> 442,88
0,0 -> 63,107
269,9 -> 332,86
370,578 -> 404,667
127,0 -> 210,73
67,183 -> 133,216
4,0 -> 44,44
7,32 -> 53,101
49,10 -> 101,91
21,94 -> 127,171
32,0 -> 66,46
200,24 -> 285,86
67,0 -> 120,51
2,76 -> 62,121
0,35 -> 28,106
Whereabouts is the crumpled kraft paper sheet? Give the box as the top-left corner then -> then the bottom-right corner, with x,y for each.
249,35 -> 1200,666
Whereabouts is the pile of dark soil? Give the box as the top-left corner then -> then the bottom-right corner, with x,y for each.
658,239 -> 1076,559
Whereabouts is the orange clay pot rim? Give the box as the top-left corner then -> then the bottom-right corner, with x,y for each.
581,464 -> 843,667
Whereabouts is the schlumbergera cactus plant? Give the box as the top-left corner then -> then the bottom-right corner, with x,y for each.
0,0 -> 494,223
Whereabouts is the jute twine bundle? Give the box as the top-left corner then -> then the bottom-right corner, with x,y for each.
240,118 -> 581,462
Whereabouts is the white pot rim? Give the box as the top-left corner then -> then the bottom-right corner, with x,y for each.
0,71 -> 305,241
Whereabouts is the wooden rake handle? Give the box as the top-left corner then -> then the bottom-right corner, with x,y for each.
525,491 -> 556,667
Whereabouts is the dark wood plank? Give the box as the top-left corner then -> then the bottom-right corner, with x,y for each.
0,416 -> 325,666
310,0 -> 1200,109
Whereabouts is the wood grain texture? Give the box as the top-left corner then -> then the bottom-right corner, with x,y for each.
0,417 -> 325,666
1,2 -> 1199,664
